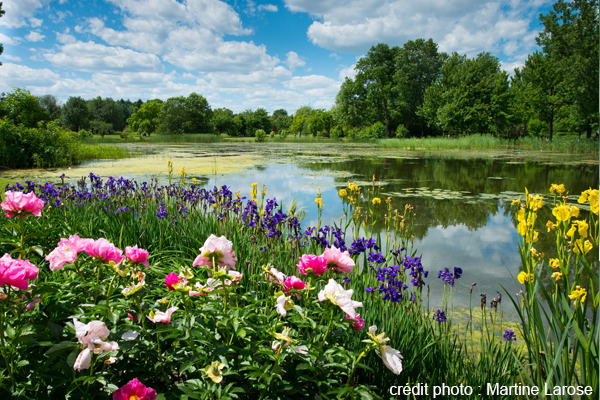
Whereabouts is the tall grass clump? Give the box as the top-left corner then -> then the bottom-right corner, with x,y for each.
143,134 -> 223,143
0,171 -> 597,399
77,144 -> 132,161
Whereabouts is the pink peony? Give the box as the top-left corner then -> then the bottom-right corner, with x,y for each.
267,267 -> 286,285
113,378 -> 157,400
283,276 -> 306,292
1,191 -> 44,218
345,313 -> 365,332
296,254 -> 327,276
0,254 -> 39,290
147,307 -> 178,324
192,234 -> 237,270
45,235 -> 93,271
84,238 -> 124,264
165,273 -> 180,291
322,246 -> 355,274
125,245 -> 150,268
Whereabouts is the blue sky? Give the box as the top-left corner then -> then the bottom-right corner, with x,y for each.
0,0 -> 553,113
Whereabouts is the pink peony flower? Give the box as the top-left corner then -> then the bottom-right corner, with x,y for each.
267,267 -> 286,285
224,270 -> 243,286
1,191 -> 44,218
45,235 -> 93,271
283,276 -> 306,292
113,378 -> 157,400
192,234 -> 237,270
147,307 -> 178,324
165,273 -> 180,291
322,246 -> 355,274
84,238 -> 124,264
345,313 -> 365,332
296,254 -> 327,276
125,245 -> 150,268
0,254 -> 39,290
74,347 -> 91,372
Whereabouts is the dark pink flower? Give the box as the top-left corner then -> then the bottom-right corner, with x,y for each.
125,245 -> 150,268
345,313 -> 365,332
113,378 -> 157,400
296,254 -> 327,276
84,238 -> 124,264
0,254 -> 39,290
165,273 -> 180,291
1,191 -> 44,218
283,276 -> 306,292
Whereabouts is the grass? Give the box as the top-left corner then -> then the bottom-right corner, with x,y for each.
378,135 -> 599,153
77,144 -> 132,160
81,133 -> 223,144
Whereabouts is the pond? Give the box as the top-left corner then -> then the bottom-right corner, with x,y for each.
2,143 -> 598,317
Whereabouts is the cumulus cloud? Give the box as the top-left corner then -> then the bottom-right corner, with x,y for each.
56,32 -> 77,44
0,33 -> 17,46
285,51 -> 306,70
29,18 -> 43,28
338,63 -> 357,80
0,0 -> 47,28
25,31 -> 46,42
0,63 -> 60,90
283,0 -> 548,61
43,41 -> 164,73
2,55 -> 22,62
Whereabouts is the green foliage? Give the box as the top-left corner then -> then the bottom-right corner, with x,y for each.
279,129 -> 289,139
127,100 -> 161,133
211,107 -> 236,136
158,93 -> 213,135
61,96 -> 90,132
272,109 -> 292,132
526,118 -> 548,138
370,122 -> 386,139
78,129 -> 92,138
0,118 -> 80,168
255,128 -> 266,142
330,125 -> 342,140
88,96 -> 126,132
0,88 -> 50,128
395,124 -> 408,138
37,95 -> 62,121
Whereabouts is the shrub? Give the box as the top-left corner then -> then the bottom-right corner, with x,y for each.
330,126 -> 343,140
396,124 -> 409,138
527,118 -> 549,138
279,129 -> 289,139
255,128 -> 266,142
371,122 -> 386,139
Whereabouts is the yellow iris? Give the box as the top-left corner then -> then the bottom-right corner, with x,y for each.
511,195 -> 521,206
549,183 -> 565,195
572,239 -> 593,255
339,189 -> 347,197
517,271 -> 534,284
578,188 -> 599,215
552,205 -> 572,222
573,220 -> 589,238
372,197 -> 381,205
566,225 -> 577,237
568,286 -> 587,305
548,258 -> 560,269
315,198 -> 323,208
551,272 -> 562,282
546,220 -> 556,232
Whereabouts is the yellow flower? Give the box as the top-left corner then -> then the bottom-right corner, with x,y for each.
548,258 -> 560,269
573,219 -> 589,239
511,196 -> 521,206
517,271 -> 534,284
204,361 -> 226,383
339,189 -> 347,197
518,221 -> 527,236
549,183 -> 566,195
251,183 -> 258,188
180,167 -> 185,177
552,205 -> 572,222
568,286 -> 587,305
578,188 -> 599,215
546,220 -> 556,232
517,209 -> 525,222
274,326 -> 297,344
551,272 -> 562,282
566,225 -> 577,237
315,198 -> 323,208
372,197 -> 381,205
569,205 -> 580,218
532,231 -> 539,243
572,239 -> 593,255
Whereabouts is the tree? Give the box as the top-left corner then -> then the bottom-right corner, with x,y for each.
88,97 -> 126,132
61,96 -> 90,132
0,88 -> 50,128
127,100 -> 161,133
272,109 -> 292,131
212,107 -> 237,135
355,43 -> 400,135
394,39 -> 445,135
537,0 -> 599,139
158,93 -> 213,134
0,2 -> 4,66
37,94 -> 62,121
334,77 -> 372,129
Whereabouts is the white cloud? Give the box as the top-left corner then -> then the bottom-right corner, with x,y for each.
43,41 -> 164,73
56,32 -> 76,44
338,63 -> 357,80
283,0 -> 548,62
25,31 -> 46,42
329,52 -> 341,61
29,18 -> 43,28
285,51 -> 306,70
0,63 -> 60,90
258,4 -> 278,12
500,60 -> 524,74
0,0 -> 47,28
2,55 -> 22,62
0,33 -> 16,46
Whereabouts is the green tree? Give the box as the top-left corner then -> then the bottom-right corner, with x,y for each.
212,107 -> 237,135
334,77 -> 371,129
537,0 -> 599,139
158,93 -> 213,134
88,97 -> 126,132
127,100 -> 161,133
0,88 -> 50,128
37,94 -> 62,121
61,96 -> 90,132
272,109 -> 292,132
394,39 -> 445,135
355,43 -> 400,136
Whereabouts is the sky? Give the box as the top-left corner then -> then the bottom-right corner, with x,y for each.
0,0 -> 553,114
